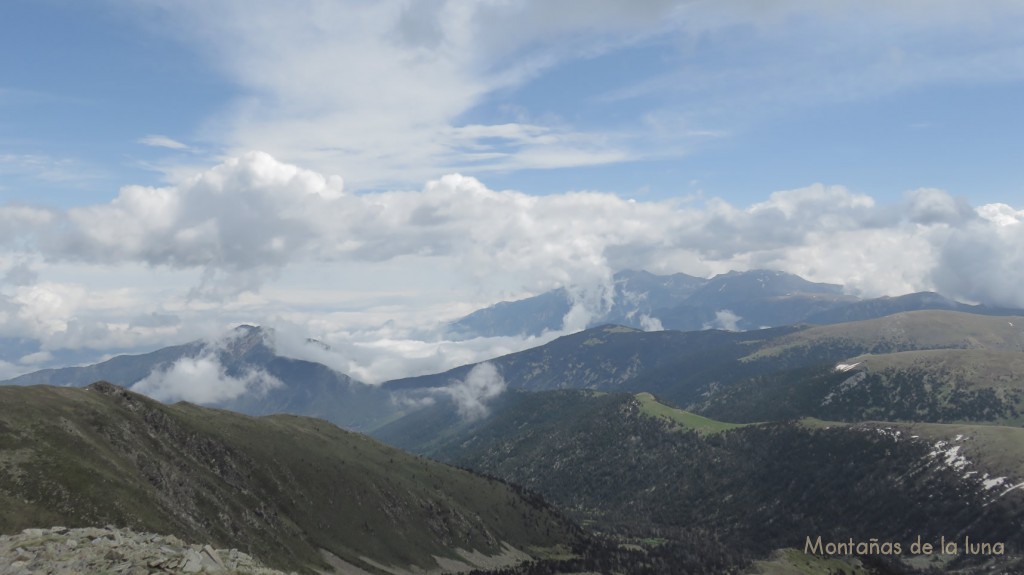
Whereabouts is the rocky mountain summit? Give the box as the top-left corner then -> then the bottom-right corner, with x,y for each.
0,526 -> 289,575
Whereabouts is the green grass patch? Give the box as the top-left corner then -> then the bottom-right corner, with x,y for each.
635,392 -> 746,434
745,548 -> 873,575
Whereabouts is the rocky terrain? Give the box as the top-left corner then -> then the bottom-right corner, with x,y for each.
0,526 -> 289,575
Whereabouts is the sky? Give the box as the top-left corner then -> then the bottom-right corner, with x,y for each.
1,0 -> 1024,386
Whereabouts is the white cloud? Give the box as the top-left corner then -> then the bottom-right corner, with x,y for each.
116,1 -> 1024,189
138,135 -> 190,150
448,362 -> 506,420
905,188 -> 975,225
18,351 -> 53,365
703,310 -> 742,331
429,362 -> 507,421
267,319 -> 562,385
2,153 -> 1024,382
9,282 -> 88,338
930,213 -> 1024,307
977,203 -> 1024,227
131,350 -> 282,404
0,206 -> 56,246
639,314 -> 664,332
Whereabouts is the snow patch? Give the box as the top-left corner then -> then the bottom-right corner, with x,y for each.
919,434 -> 1020,503
834,361 -> 862,372
928,441 -> 969,471
873,427 -> 902,441
984,476 -> 1008,490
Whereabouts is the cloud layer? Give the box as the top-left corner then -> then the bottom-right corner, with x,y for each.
1,151 -> 1022,382
30,151 -> 1021,305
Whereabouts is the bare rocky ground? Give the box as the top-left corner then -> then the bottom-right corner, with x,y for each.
0,526 -> 293,575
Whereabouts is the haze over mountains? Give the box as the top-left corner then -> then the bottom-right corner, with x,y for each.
6,2 -> 1024,572
5,268 -> 1023,430
5,267 -> 1024,573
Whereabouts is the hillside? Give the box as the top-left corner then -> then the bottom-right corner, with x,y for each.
698,348 -> 1024,425
0,326 -> 395,431
374,390 -> 1024,574
386,323 -> 796,393
746,310 -> 1024,361
0,383 -> 579,574
389,311 -> 1024,427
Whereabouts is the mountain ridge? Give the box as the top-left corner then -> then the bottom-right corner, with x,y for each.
446,268 -> 1024,338
0,382 -> 580,574
0,325 -> 394,431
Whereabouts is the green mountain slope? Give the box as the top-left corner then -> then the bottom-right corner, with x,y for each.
699,333 -> 1024,425
0,383 -> 579,574
746,310 -> 1024,361
385,323 -> 797,393
374,390 -> 1024,574
388,310 -> 1024,428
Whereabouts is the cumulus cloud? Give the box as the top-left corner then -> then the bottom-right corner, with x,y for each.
929,214 -> 1024,307
395,362 -> 507,421
0,205 -> 55,245
639,314 -> 664,332
906,188 -> 975,225
131,350 -> 282,404
13,151 -> 1021,312
2,152 -> 1024,382
444,362 -> 507,420
703,310 -> 742,331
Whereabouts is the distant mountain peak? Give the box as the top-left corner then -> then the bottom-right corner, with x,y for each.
446,268 -> 1023,339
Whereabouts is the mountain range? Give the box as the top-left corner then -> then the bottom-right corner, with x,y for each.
447,269 -> 1023,337
8,269 -> 1023,432
5,268 -> 1024,573
391,310 -> 1024,426
1,324 -> 394,431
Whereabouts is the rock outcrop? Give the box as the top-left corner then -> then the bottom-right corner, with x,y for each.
0,526 -> 291,575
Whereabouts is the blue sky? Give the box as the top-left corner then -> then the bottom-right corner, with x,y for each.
2,1 -> 1024,385
4,1 -> 1022,205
